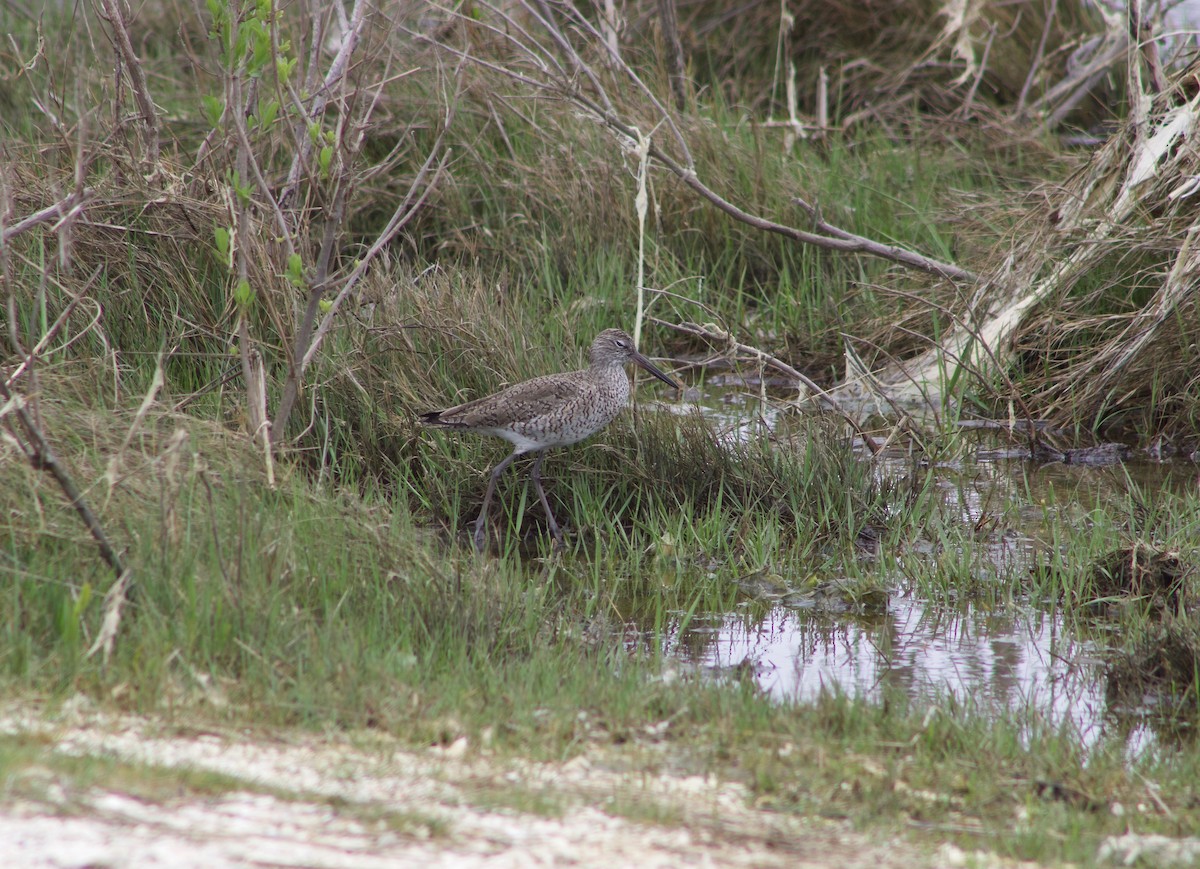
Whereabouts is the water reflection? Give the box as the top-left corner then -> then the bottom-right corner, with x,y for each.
651,385 -> 1197,752
664,598 -> 1142,748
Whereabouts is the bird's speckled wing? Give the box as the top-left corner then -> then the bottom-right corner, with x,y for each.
425,370 -> 591,429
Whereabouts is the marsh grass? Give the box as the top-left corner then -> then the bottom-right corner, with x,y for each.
5,1 -> 1200,863
7,364 -> 1200,862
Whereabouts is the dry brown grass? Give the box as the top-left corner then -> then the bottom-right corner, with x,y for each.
666,0 -> 1111,129
995,63 -> 1200,439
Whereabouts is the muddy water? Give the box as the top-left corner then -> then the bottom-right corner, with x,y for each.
655,388 -> 1195,751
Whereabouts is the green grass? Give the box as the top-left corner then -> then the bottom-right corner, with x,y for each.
4,387 -> 1200,864
3,2 -> 1200,865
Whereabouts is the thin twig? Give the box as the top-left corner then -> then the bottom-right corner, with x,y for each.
279,0 -> 371,208
1017,0 -> 1058,115
0,377 -> 126,578
1,187 -> 93,243
413,12 -> 976,284
657,0 -> 687,110
4,266 -> 103,388
95,0 -> 160,169
648,317 -> 881,454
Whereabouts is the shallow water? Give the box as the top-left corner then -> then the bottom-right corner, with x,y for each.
655,387 -> 1196,751
668,598 -> 1117,744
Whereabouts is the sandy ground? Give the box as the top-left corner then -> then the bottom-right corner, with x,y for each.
0,700 -> 924,869
0,700 -> 1109,868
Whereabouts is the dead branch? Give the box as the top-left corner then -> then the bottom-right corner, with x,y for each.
650,317 -> 881,455
657,0 -> 687,110
1017,0 -> 1059,115
0,377 -> 126,578
631,125 -> 977,283
1032,22 -> 1128,133
414,1 -> 977,284
95,0 -> 160,170
1,187 -> 93,243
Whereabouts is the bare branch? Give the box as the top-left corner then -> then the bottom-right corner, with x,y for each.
413,6 -> 975,284
279,0 -> 372,208
0,377 -> 126,578
649,317 -> 881,455
657,0 -> 687,111
1,187 -> 93,243
1017,0 -> 1058,115
95,0 -> 160,170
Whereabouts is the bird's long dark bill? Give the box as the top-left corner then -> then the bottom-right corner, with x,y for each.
631,351 -> 680,389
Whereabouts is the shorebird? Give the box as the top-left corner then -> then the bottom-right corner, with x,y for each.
420,329 -> 678,551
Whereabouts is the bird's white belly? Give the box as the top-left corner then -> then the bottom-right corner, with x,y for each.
486,403 -> 622,453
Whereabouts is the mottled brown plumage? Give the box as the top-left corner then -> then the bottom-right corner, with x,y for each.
420,329 -> 678,551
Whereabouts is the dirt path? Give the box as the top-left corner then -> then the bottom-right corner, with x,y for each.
0,702 -> 990,868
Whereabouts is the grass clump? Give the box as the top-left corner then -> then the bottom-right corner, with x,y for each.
0,371 -> 900,729
1106,619 -> 1200,725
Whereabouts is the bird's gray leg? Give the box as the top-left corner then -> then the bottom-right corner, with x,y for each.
529,451 -> 564,550
475,451 -> 520,552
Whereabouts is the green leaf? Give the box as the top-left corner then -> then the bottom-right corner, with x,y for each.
202,95 -> 223,128
277,56 -> 297,83
254,99 -> 278,130
73,582 -> 93,619
228,170 -> 252,204
214,227 -> 231,266
251,29 -> 271,73
286,253 -> 304,286
233,279 -> 255,309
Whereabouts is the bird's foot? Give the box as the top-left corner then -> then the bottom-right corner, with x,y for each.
546,521 -> 565,554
